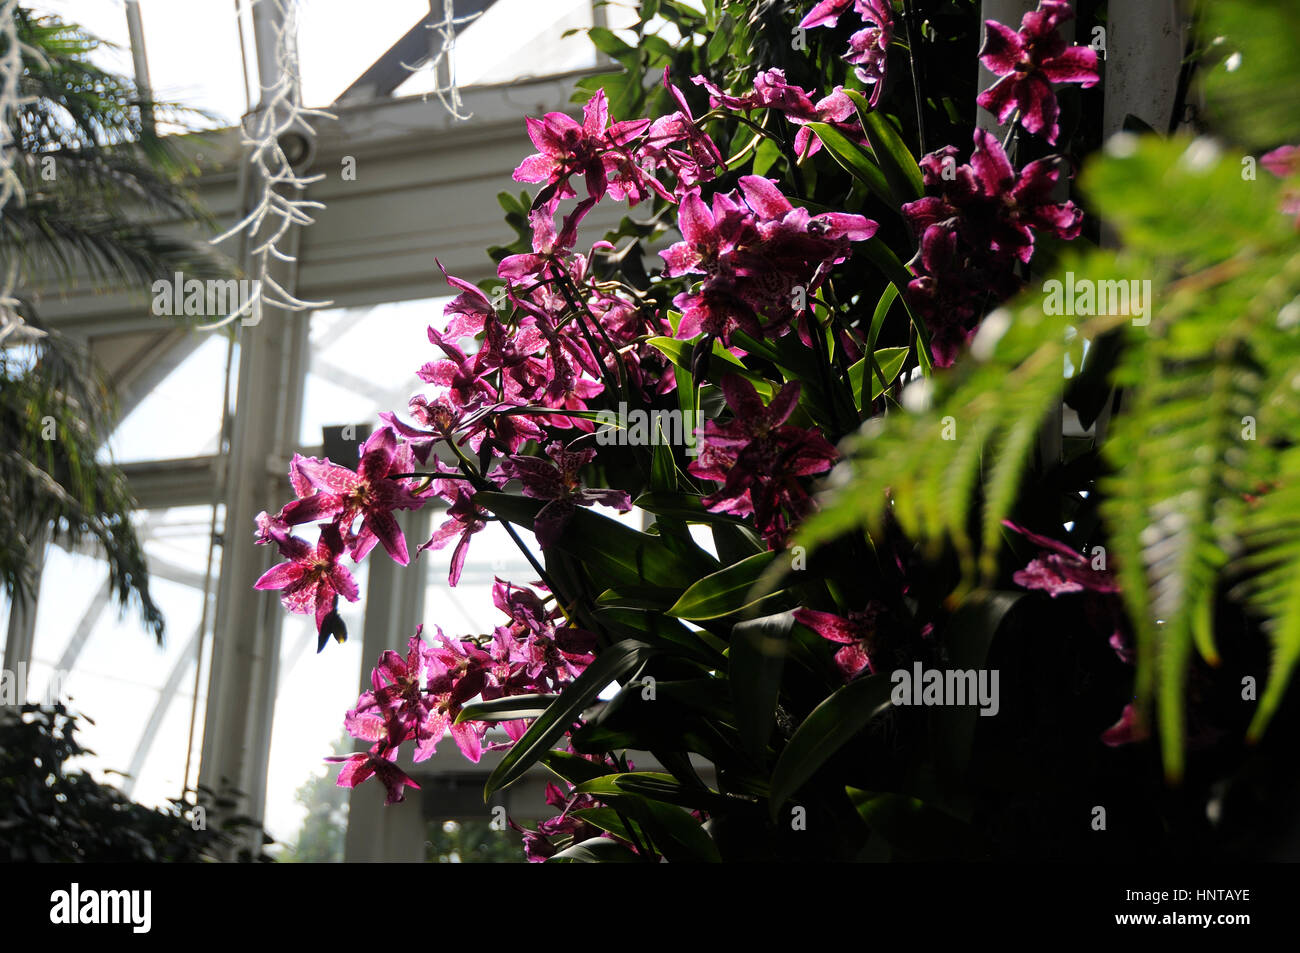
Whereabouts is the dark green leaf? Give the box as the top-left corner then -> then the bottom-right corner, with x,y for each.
635,800 -> 722,862
547,837 -> 643,863
846,90 -> 924,202
929,591 -> 1024,785
587,26 -> 637,60
847,788 -> 990,861
650,436 -> 678,494
456,694 -> 557,723
753,137 -> 782,177
476,491 -> 712,589
806,122 -> 894,205
634,491 -> 748,526
859,236 -> 915,296
540,750 -> 617,786
484,639 -> 658,796
647,335 -> 774,397
666,550 -> 783,620
576,772 -> 724,812
730,611 -> 793,760
848,346 -> 909,407
768,673 -> 894,816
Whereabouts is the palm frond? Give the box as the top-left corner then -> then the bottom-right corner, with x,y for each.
0,321 -> 163,638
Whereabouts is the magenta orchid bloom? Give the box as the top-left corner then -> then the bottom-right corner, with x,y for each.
905,128 -> 1082,268
640,69 -> 724,192
326,746 -> 421,805
418,326 -> 496,414
661,187 -> 763,343
419,476 -> 489,587
513,783 -> 616,863
254,523 -> 360,634
1100,702 -> 1149,748
741,173 -> 878,242
1262,145 -> 1300,178
689,376 -> 839,547
903,222 -> 1021,367
1002,519 -> 1133,678
797,1 -> 893,105
748,71 -> 862,159
284,428 -> 426,565
498,201 -> 596,286
351,632 -> 443,758
255,453 -> 337,534
663,176 -> 875,344
477,319 -> 550,403
798,0 -> 857,30
693,70 -> 864,160
1261,145 -> 1300,224
902,128 -> 1082,365
499,441 -> 632,548
794,606 -> 880,681
512,89 -> 651,208
424,633 -> 494,762
254,508 -> 289,546
435,258 -> 496,342
844,0 -> 893,101
378,395 -> 457,465
1001,519 -> 1119,598
977,0 -> 1099,145
347,629 -> 493,764
492,578 -> 596,688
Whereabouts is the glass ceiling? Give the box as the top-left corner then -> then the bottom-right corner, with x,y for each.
100,334 -> 231,465
300,298 -> 439,447
395,0 -> 597,94
28,0 -> 602,131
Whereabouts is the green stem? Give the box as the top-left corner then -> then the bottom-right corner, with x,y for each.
901,0 -> 929,157
724,112 -> 807,196
556,272 -> 628,398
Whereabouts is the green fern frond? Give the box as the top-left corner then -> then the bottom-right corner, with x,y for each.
802,135 -> 1300,776
798,251 -> 1128,574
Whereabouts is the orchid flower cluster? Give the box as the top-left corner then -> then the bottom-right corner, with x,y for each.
799,0 -> 894,108
694,69 -> 868,161
325,580 -> 598,806
903,0 -> 1097,364
252,70 -> 873,814
249,1 -> 1113,856
902,127 -> 1084,365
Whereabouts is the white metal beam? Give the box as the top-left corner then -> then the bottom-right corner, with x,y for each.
197,0 -> 309,847
31,69 -> 622,335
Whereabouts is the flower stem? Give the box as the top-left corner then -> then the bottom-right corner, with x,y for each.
496,517 -> 556,597
1001,110 -> 1020,155
725,112 -> 806,196
556,272 -> 628,398
901,0 -> 928,157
